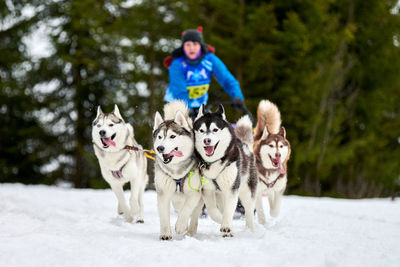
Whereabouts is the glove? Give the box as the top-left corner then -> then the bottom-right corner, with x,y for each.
232,97 -> 245,110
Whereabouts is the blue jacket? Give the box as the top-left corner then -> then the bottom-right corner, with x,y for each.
164,53 -> 244,108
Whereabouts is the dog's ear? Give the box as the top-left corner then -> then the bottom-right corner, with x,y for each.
113,104 -> 124,121
94,106 -> 104,122
153,111 -> 164,131
278,126 -> 286,138
261,126 -> 270,140
195,104 -> 205,121
216,104 -> 226,120
174,111 -> 190,130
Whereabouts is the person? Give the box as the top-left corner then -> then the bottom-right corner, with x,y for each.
163,26 -> 245,119
164,27 -> 247,216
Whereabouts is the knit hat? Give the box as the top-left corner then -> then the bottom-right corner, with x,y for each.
181,27 -> 204,44
163,26 -> 216,67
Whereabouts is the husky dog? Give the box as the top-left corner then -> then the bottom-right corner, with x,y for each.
253,100 -> 291,224
192,105 -> 258,237
92,105 -> 148,223
152,101 -> 203,240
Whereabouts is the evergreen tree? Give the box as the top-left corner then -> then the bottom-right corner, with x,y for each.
0,0 -> 58,184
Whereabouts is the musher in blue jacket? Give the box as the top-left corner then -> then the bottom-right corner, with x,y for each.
163,26 -> 245,118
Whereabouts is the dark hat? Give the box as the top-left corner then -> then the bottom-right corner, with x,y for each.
168,26 -> 213,61
181,26 -> 204,44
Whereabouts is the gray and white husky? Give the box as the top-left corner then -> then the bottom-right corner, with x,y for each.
92,105 -> 148,223
152,101 -> 203,240
192,105 -> 258,237
253,100 -> 291,224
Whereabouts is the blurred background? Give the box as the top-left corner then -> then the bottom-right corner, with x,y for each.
1,0 -> 399,198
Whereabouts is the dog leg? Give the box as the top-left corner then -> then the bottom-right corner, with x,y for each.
270,190 -> 284,217
129,180 -> 142,222
220,191 -> 239,237
175,193 -> 201,235
239,188 -> 256,231
255,193 -> 266,225
111,184 -> 133,222
136,184 -> 145,223
202,190 -> 222,224
157,192 -> 173,240
188,198 -> 205,236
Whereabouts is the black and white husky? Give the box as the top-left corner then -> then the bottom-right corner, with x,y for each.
192,105 -> 258,237
92,105 -> 148,223
253,100 -> 291,224
152,101 -> 203,240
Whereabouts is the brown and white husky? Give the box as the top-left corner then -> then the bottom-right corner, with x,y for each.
253,100 -> 291,224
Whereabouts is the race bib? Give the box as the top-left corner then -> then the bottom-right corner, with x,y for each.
187,84 -> 209,99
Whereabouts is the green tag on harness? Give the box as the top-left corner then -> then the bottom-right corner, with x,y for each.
188,171 -> 209,191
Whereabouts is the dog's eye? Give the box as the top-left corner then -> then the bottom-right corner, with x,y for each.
200,129 -> 205,133
109,124 -> 114,127
212,128 -> 218,132
170,135 -> 176,139
280,145 -> 283,148
269,144 -> 274,148
158,135 -> 162,139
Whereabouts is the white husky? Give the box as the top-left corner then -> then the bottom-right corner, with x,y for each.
192,105 -> 258,237
152,101 -> 203,240
253,100 -> 291,224
92,105 -> 148,223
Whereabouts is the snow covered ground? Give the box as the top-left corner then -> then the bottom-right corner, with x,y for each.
0,183 -> 399,267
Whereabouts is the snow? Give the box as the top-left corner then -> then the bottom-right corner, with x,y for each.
0,184 -> 399,267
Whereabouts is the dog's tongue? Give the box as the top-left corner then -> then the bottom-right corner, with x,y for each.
168,150 -> 183,157
278,160 -> 285,174
204,146 -> 215,156
103,138 -> 116,147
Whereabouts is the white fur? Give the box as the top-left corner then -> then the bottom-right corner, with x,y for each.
153,101 -> 202,240
254,99 -> 290,225
257,100 -> 281,134
92,105 -> 148,223
191,110 -> 257,237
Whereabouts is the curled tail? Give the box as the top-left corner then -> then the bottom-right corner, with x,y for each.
235,115 -> 253,148
254,100 -> 281,141
163,100 -> 192,127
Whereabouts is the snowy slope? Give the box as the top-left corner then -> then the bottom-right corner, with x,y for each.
0,183 -> 399,267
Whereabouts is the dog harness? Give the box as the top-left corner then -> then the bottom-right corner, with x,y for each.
174,177 -> 186,193
259,174 -> 284,188
111,163 -> 127,179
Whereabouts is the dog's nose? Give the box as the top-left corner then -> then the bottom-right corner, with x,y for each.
157,146 -> 165,153
99,130 -> 106,137
203,138 -> 211,145
275,152 -> 281,158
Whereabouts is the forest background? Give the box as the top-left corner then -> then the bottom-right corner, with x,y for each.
1,0 -> 399,198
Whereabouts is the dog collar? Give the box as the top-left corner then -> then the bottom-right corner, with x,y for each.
124,145 -> 139,151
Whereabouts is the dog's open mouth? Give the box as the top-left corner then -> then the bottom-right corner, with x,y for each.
101,133 -> 116,148
204,142 -> 218,157
269,155 -> 286,174
162,147 -> 183,164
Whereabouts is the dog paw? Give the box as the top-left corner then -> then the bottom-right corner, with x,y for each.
160,234 -> 172,241
222,232 -> 234,238
220,226 -> 231,233
175,223 -> 187,235
136,219 -> 144,224
124,213 -> 133,222
270,209 -> 279,217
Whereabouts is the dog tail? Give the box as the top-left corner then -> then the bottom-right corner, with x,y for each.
235,115 -> 253,147
254,99 -> 281,141
163,100 -> 192,127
